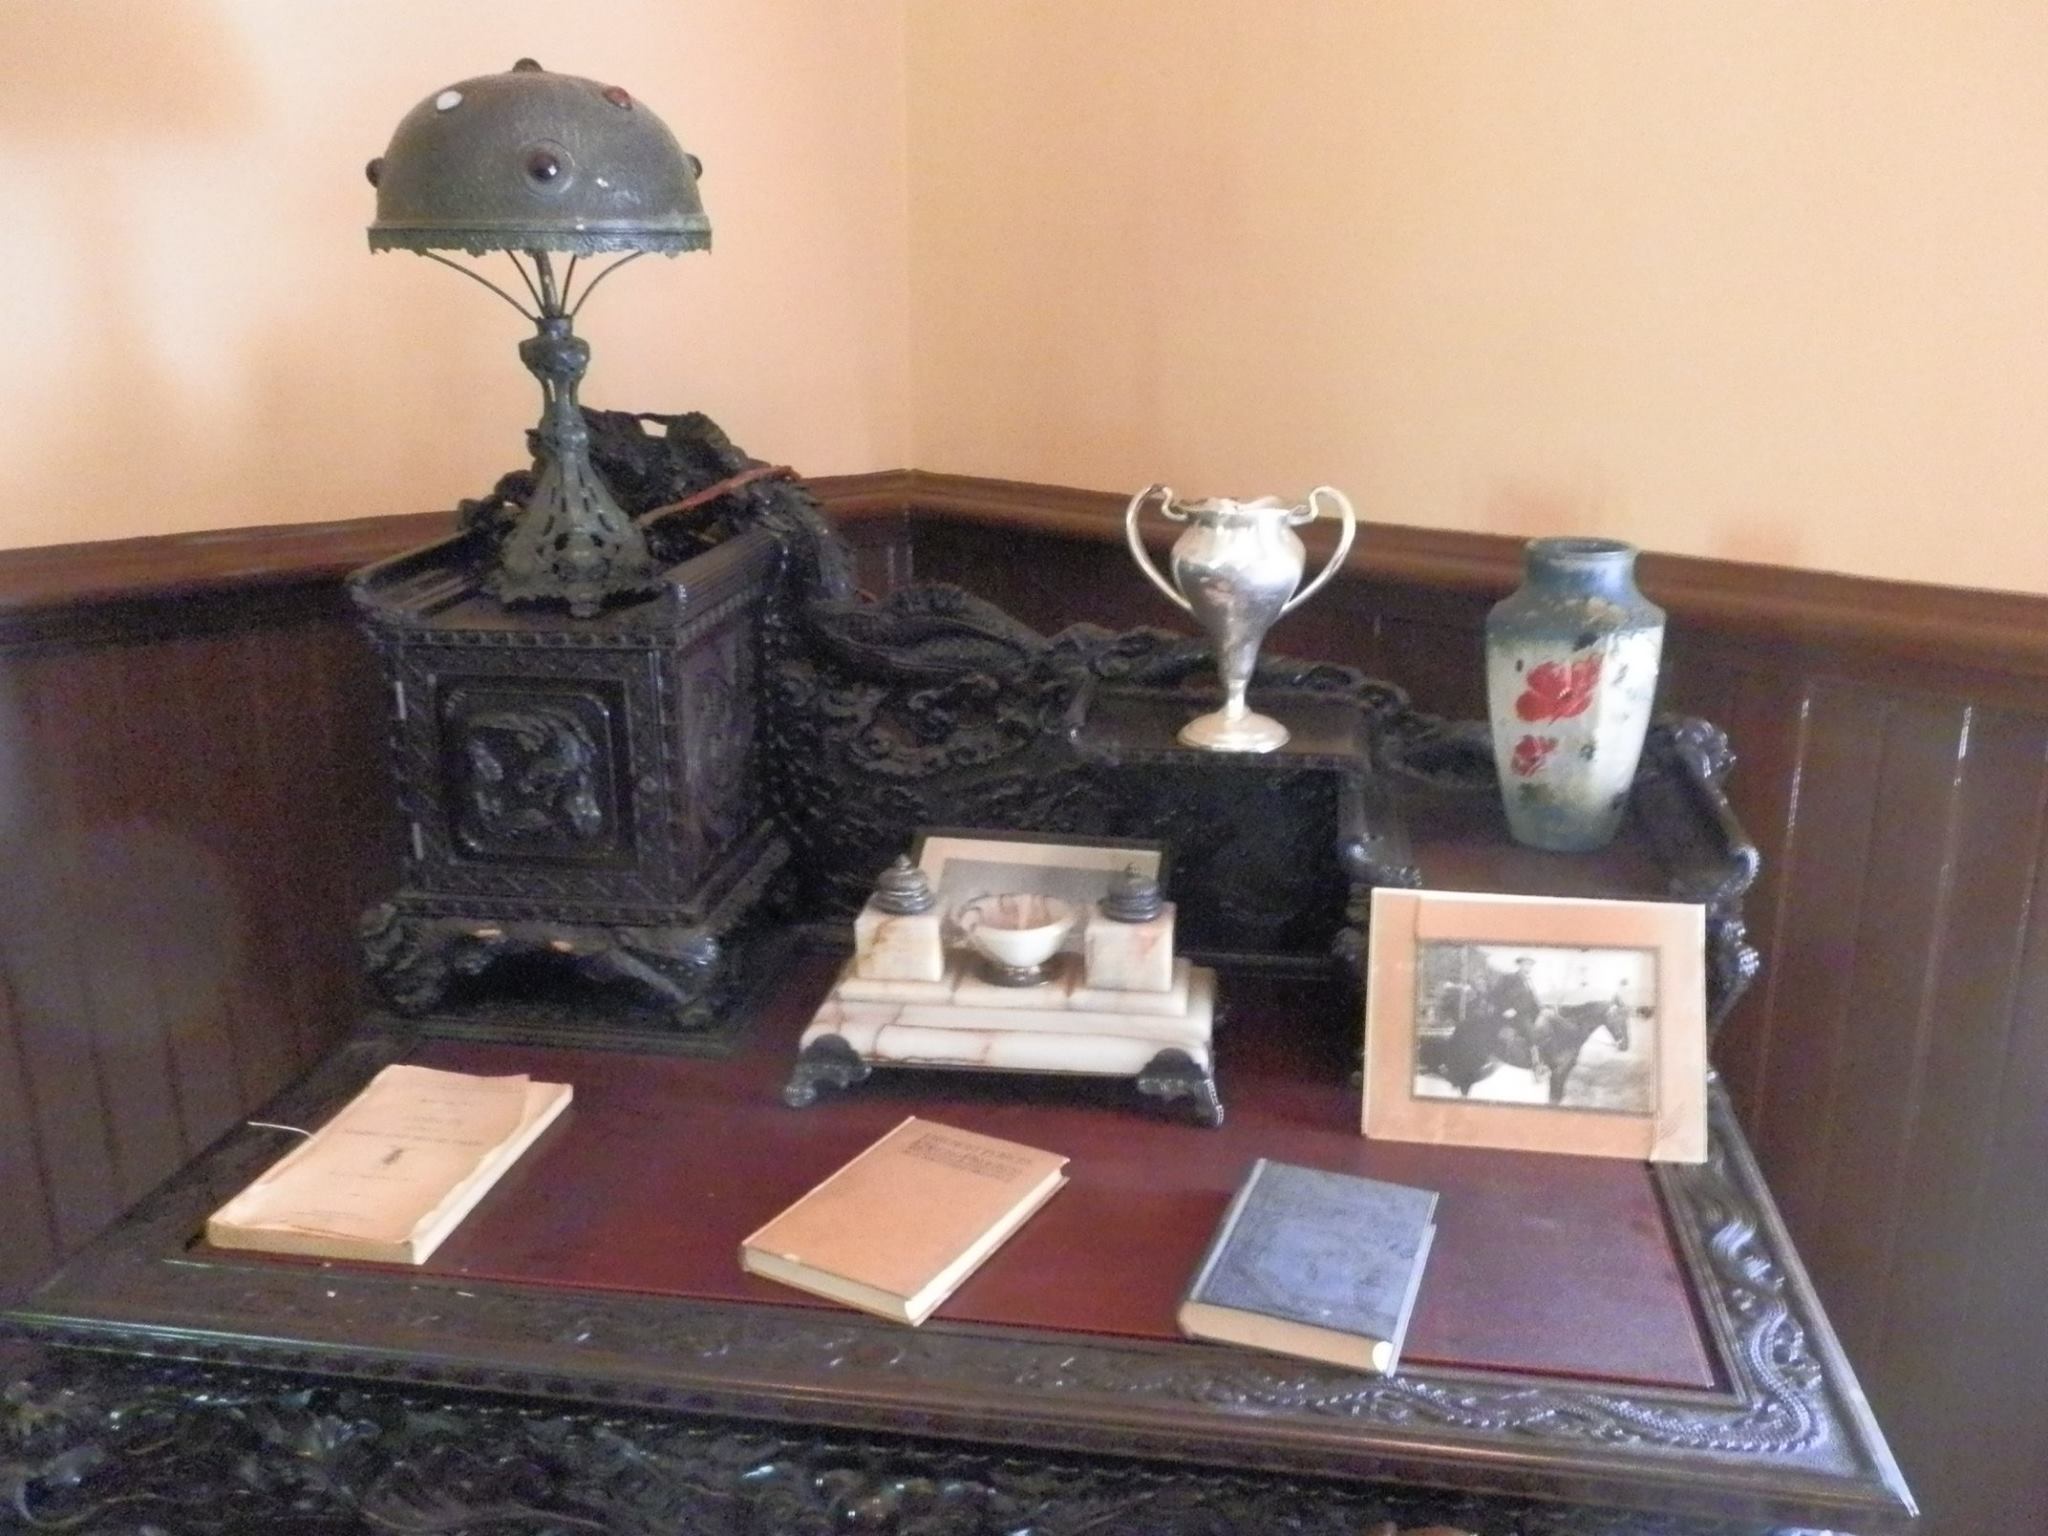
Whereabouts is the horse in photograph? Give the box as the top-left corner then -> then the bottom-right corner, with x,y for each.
1416,983 -> 1633,1104
1416,982 -> 1505,1097
1525,999 -> 1632,1105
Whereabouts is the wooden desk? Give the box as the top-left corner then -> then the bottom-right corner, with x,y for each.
2,955 -> 1912,1535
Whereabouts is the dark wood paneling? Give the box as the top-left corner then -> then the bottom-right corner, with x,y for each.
3,474 -> 2044,1535
0,514 -> 450,621
139,635 -> 249,1154
1867,707 -> 2048,1518
1751,684 -> 1892,1239
0,592 -> 393,1301
64,640 -> 191,1210
6,645 -> 128,1258
1936,838 -> 2048,1532
0,977 -> 59,1295
1805,698 -> 1969,1368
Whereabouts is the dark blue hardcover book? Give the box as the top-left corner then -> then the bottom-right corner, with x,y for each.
1178,1158 -> 1438,1374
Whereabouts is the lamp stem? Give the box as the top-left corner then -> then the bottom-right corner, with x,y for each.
530,249 -> 564,317
486,312 -> 658,615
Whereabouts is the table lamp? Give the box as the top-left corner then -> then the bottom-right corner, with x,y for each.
350,62 -> 790,1044
366,58 -> 710,616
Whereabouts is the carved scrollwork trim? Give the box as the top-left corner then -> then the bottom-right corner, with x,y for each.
4,1354 -> 1806,1536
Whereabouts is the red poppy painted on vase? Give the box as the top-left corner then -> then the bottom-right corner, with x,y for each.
1515,654 -> 1602,724
1510,734 -> 1559,778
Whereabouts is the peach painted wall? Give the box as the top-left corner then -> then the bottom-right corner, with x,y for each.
0,0 -> 910,550
11,4 -> 2048,594
906,2 -> 2048,594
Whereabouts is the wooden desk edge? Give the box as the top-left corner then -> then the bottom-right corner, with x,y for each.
4,1031 -> 1917,1534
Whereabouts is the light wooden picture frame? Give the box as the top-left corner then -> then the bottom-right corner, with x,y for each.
1363,888 -> 1708,1163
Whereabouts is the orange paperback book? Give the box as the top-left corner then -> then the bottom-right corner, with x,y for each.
741,1116 -> 1068,1324
207,1065 -> 572,1265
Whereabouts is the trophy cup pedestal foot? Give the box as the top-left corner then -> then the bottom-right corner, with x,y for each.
1177,708 -> 1290,753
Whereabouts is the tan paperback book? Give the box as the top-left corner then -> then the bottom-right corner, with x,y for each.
740,1116 -> 1068,1325
206,1064 -> 572,1265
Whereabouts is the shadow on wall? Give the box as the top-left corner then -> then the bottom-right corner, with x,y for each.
0,1 -> 512,547
0,1 -> 250,546
0,1 -> 246,134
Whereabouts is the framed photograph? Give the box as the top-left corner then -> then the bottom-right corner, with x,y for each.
911,829 -> 1166,952
1363,887 -> 1707,1163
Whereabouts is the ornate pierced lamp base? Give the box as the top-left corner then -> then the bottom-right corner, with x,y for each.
1178,708 -> 1290,753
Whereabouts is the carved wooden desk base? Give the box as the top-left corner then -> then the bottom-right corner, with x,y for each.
6,1350 -> 1794,1536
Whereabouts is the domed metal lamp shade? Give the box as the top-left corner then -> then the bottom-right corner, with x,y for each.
367,59 -> 711,615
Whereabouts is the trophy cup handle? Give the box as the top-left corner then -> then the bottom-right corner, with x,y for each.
1124,484 -> 1193,614
1280,485 -> 1358,615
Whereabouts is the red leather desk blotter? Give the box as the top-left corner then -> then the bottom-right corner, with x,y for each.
300,954 -> 1718,1393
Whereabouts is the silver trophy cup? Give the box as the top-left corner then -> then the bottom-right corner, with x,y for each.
1124,484 -> 1358,752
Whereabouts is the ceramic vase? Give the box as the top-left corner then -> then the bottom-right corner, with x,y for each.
1485,538 -> 1665,852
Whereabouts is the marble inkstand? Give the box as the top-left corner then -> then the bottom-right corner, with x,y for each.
785,862 -> 1223,1125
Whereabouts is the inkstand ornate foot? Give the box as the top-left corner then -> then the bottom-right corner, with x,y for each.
783,1034 -> 871,1108
1137,1047 -> 1225,1128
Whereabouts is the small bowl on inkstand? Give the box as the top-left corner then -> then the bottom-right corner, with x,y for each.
956,894 -> 1078,987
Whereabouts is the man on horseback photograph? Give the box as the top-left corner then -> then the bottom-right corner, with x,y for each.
1482,955 -> 1545,1060
1412,942 -> 1656,1113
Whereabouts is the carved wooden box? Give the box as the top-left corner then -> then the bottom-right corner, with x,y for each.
348,524 -> 787,1040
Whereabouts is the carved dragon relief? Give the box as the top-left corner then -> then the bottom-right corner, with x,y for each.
678,623 -> 756,865
762,557 -> 1757,1020
450,699 -> 613,855
763,580 -> 1414,970
1631,717 -> 1765,1031
358,405 -> 1761,1029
